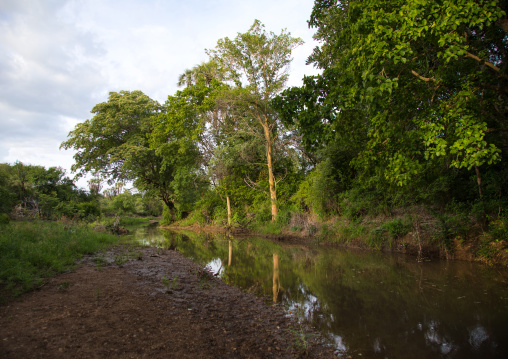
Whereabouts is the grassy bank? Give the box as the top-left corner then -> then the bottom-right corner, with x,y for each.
0,221 -> 123,299
169,206 -> 508,266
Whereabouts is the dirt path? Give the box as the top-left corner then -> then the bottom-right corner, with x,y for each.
0,246 -> 336,358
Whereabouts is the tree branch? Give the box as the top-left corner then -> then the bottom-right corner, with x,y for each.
243,176 -> 269,195
465,51 -> 502,73
411,70 -> 436,83
274,168 -> 288,187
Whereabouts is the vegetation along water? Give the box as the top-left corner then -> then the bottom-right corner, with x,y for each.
136,225 -> 508,359
2,1 -> 508,263
1,1 -> 508,356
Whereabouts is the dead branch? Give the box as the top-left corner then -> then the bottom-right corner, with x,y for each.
243,176 -> 269,195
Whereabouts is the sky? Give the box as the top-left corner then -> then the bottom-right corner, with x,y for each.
0,0 -> 321,189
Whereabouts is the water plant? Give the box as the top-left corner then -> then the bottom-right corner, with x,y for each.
288,323 -> 309,355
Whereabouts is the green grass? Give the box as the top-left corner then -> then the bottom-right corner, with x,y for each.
118,216 -> 152,226
0,221 -> 123,298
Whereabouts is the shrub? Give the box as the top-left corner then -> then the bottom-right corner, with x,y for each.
161,206 -> 174,225
487,213 -> 508,242
77,201 -> 101,222
382,218 -> 411,239
0,213 -> 10,224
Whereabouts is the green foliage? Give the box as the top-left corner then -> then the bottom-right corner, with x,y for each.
61,91 -> 160,182
430,202 -> 470,248
0,162 -> 99,220
0,213 -> 10,224
161,206 -> 174,226
111,192 -> 136,214
0,221 -> 121,297
61,90 -> 186,214
292,158 -> 345,218
76,202 -> 100,221
476,212 -> 508,259
139,195 -> 164,217
368,218 -> 412,249
205,20 -> 304,220
335,222 -> 367,244
2,15 -> 502,262
488,213 -> 508,242
149,82 -> 216,216
275,0 -> 506,189
338,187 -> 385,220
0,164 -> 15,214
382,219 -> 411,240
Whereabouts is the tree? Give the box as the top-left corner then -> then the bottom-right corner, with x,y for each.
206,20 -> 303,220
276,0 -> 507,193
61,91 -> 181,212
0,164 -> 15,214
177,60 -> 224,87
149,80 -> 216,217
177,61 -> 267,225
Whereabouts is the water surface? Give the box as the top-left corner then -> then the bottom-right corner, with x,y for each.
134,226 -> 508,358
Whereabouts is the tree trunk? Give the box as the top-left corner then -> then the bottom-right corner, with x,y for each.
162,198 -> 175,222
226,196 -> 231,226
262,119 -> 278,221
475,166 -> 483,198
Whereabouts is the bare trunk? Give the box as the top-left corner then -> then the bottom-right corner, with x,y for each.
226,196 -> 231,226
262,119 -> 278,221
475,166 -> 483,198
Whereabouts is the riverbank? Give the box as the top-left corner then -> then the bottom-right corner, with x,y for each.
165,213 -> 508,267
0,244 -> 336,358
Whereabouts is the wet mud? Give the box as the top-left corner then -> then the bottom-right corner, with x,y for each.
0,245 -> 336,358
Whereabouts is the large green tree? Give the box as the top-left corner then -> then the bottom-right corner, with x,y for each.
206,20 -> 303,220
275,0 -> 507,192
61,91 -> 180,211
149,80 -> 217,215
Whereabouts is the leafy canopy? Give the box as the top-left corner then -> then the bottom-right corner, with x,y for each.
275,0 -> 507,186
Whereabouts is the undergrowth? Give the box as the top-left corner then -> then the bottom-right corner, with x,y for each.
0,220 -> 122,299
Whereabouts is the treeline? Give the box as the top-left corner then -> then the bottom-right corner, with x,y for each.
0,162 -> 162,223
6,1 -> 507,258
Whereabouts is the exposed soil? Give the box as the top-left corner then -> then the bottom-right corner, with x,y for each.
0,245 -> 336,358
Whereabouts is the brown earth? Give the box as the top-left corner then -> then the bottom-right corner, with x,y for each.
0,245 -> 337,358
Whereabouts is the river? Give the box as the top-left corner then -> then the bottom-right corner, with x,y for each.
133,225 -> 508,358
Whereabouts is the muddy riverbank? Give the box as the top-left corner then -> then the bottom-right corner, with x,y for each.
0,245 -> 336,358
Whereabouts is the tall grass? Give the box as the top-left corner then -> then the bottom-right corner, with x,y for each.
0,221 -> 122,297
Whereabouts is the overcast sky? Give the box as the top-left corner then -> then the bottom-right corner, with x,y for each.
0,0 -> 320,189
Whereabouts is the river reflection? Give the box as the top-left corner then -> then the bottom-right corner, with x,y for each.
134,226 -> 508,358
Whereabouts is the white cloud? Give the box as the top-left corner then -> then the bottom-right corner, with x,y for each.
0,0 -> 320,189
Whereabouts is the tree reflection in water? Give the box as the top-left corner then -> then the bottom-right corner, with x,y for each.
135,226 -> 508,359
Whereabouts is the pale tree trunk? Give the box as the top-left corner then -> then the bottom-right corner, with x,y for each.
272,253 -> 280,303
226,196 -> 232,226
262,117 -> 278,221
